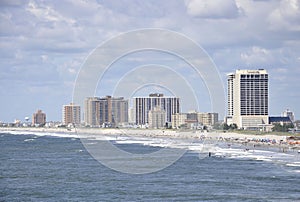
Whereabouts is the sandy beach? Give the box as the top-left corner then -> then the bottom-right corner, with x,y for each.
1,127 -> 299,149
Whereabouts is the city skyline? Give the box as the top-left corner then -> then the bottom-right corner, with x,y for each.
3,88 -> 296,128
0,84 -> 298,124
0,1 -> 299,122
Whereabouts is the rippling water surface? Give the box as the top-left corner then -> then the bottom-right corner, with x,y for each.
1,132 -> 300,201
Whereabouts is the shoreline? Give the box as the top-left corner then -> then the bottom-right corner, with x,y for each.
1,127 -> 299,150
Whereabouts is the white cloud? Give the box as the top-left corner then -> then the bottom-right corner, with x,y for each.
185,0 -> 241,18
26,0 -> 75,24
268,0 -> 300,30
241,46 -> 273,65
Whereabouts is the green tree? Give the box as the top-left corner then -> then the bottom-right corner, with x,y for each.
230,123 -> 238,130
272,123 -> 294,132
222,123 -> 230,130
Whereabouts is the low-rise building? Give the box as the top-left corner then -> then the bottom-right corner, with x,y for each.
269,116 -> 293,126
172,112 -> 218,129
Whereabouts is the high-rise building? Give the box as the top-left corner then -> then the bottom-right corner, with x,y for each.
32,109 -> 46,126
148,106 -> 166,128
111,96 -> 128,125
133,93 -> 180,125
282,109 -> 295,122
84,96 -> 128,127
227,69 -> 269,129
84,97 -> 101,126
62,103 -> 81,125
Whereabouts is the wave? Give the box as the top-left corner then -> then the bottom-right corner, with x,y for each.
2,130 -> 300,172
1,130 -> 79,139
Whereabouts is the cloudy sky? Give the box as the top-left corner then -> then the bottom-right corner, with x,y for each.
0,0 -> 299,122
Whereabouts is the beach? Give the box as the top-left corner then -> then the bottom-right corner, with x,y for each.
1,127 -> 299,149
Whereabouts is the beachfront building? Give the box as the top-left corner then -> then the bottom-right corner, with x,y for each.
148,107 -> 166,129
282,109 -> 295,123
62,103 -> 81,126
133,93 -> 180,126
172,112 -> 218,129
269,116 -> 293,126
32,109 -> 46,126
172,113 -> 188,128
227,69 -> 269,130
197,112 -> 218,126
84,96 -> 128,127
84,97 -> 100,126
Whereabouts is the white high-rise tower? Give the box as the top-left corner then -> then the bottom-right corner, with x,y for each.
227,69 -> 269,129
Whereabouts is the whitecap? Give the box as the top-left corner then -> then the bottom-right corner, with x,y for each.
24,138 -> 35,142
286,163 -> 300,167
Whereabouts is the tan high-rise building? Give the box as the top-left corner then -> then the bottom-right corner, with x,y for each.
84,97 -> 101,126
227,69 -> 269,129
148,106 -> 166,129
84,96 -> 128,127
32,109 -> 46,126
62,103 -> 81,125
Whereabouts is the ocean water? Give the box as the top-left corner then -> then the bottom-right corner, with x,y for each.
1,131 -> 300,201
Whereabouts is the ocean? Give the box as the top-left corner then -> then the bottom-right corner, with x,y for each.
1,131 -> 300,201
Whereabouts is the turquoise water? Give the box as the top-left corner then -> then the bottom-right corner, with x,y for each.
1,132 -> 300,201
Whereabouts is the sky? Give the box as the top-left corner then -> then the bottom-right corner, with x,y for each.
0,0 -> 299,122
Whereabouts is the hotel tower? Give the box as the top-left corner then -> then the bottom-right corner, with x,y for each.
133,93 -> 180,126
62,103 -> 81,125
84,96 -> 128,127
227,69 -> 269,129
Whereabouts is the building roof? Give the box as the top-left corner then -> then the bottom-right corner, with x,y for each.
269,116 -> 292,123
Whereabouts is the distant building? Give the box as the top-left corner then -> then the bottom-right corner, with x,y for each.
227,69 -> 269,130
197,112 -> 218,126
84,96 -> 128,127
172,112 -> 218,129
172,113 -> 187,129
32,109 -> 46,126
62,103 -> 81,126
111,96 -> 128,125
269,116 -> 293,126
128,108 -> 135,124
282,109 -> 295,122
84,97 -> 101,126
148,106 -> 166,129
133,93 -> 180,126
294,120 -> 300,129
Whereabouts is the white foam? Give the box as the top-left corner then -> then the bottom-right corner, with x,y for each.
286,163 -> 300,167
3,129 -> 299,171
24,138 -> 35,142
2,130 -> 79,139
